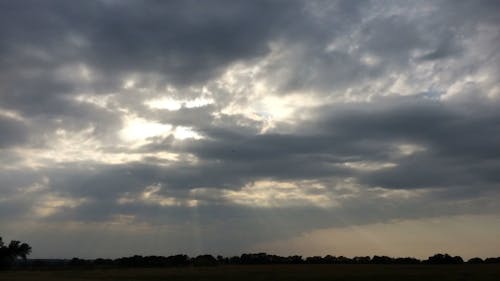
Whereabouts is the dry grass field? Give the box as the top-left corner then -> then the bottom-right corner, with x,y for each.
1,264 -> 500,281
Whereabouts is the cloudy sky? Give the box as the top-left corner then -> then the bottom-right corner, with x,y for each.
1,0 -> 499,259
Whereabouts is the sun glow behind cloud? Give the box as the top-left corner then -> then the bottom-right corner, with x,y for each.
145,96 -> 214,111
222,180 -> 337,208
118,183 -> 199,207
120,116 -> 172,143
120,116 -> 203,149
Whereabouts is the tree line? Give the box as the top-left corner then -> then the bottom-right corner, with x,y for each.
64,253 -> 500,268
2,236 -> 500,269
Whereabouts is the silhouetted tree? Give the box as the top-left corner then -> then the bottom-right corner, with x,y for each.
305,256 -> 325,264
323,255 -> 336,264
467,257 -> 484,264
353,256 -> 371,264
426,253 -> 463,264
193,255 -> 218,266
216,255 -> 228,264
166,254 -> 190,266
69,257 -> 90,267
371,255 -> 393,264
0,237 -> 32,269
228,256 -> 241,264
484,257 -> 500,264
394,257 -> 421,264
335,256 -> 352,264
287,255 -> 304,264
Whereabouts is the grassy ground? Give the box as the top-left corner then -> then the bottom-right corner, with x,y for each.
1,264 -> 500,281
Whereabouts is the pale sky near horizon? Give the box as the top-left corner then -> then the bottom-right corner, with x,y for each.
0,0 -> 499,259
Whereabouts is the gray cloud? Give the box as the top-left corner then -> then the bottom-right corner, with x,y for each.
0,0 -> 499,257
0,0 -> 305,85
0,116 -> 28,148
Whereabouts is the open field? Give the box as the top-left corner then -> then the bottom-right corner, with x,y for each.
1,264 -> 500,281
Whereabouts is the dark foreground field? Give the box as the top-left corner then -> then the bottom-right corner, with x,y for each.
2,264 -> 500,281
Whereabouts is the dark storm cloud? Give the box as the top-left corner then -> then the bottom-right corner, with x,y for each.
0,0 -> 304,86
0,0 -> 372,119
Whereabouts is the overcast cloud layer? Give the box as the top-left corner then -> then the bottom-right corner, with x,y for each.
1,0 -> 499,258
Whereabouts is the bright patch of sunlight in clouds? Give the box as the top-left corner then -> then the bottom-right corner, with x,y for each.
0,108 -> 25,121
223,180 -> 337,208
145,97 -> 214,111
341,161 -> 397,171
118,183 -> 198,207
173,126 -> 203,140
396,144 -> 427,156
74,94 -> 114,108
120,116 -> 172,143
34,194 -> 87,218
121,117 -> 203,147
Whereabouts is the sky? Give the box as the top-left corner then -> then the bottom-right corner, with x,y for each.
0,0 -> 499,259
